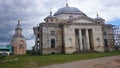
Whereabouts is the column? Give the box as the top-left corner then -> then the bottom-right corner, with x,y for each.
86,29 -> 90,50
79,29 -> 83,50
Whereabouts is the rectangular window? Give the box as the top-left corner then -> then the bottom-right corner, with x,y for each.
37,34 -> 40,37
104,39 -> 108,47
82,29 -> 85,35
50,31 -> 55,35
51,39 -> 55,48
104,32 -> 107,35
75,29 -> 79,35
43,30 -> 48,34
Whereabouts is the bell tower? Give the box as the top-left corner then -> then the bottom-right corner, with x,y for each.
10,19 -> 26,55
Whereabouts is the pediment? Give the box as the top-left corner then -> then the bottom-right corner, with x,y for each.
73,18 -> 95,23
68,16 -> 96,23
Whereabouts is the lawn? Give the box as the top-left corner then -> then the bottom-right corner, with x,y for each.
0,51 -> 120,68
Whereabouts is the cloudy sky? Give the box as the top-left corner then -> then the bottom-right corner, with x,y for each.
0,0 -> 120,50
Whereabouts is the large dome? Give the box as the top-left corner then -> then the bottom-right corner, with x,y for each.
54,6 -> 86,16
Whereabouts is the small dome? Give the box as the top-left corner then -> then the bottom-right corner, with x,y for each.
94,14 -> 105,23
44,11 -> 58,23
95,13 -> 104,20
44,15 -> 57,21
54,6 -> 86,16
15,27 -> 22,30
95,16 -> 104,20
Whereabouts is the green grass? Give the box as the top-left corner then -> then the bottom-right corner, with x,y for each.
0,51 -> 120,68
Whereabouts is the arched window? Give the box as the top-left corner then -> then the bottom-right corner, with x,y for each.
51,19 -> 53,21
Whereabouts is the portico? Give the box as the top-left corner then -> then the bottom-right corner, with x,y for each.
75,29 -> 93,51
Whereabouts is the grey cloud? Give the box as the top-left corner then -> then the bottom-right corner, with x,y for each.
0,0 -> 47,21
0,0 -> 47,44
101,0 -> 120,7
0,21 -> 15,42
0,42 -> 9,46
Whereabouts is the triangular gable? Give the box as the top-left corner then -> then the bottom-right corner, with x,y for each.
68,16 -> 96,23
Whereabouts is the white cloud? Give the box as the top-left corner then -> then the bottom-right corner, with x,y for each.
26,39 -> 35,50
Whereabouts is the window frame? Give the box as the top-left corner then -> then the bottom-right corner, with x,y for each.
50,31 -> 56,35
51,39 -> 56,48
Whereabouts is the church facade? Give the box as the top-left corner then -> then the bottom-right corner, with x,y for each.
33,4 -> 114,55
10,20 -> 26,55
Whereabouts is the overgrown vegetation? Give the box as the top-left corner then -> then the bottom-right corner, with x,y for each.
0,51 -> 120,68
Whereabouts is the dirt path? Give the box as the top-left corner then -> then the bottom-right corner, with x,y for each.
41,55 -> 120,68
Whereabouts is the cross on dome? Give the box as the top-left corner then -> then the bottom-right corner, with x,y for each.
66,0 -> 69,7
97,11 -> 99,17
17,19 -> 21,26
50,8 -> 52,15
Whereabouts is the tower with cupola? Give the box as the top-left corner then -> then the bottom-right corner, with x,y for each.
10,20 -> 26,55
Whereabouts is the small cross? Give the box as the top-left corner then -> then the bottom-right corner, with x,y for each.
66,0 -> 68,7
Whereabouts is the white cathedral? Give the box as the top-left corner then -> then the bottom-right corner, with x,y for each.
33,3 -> 115,55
